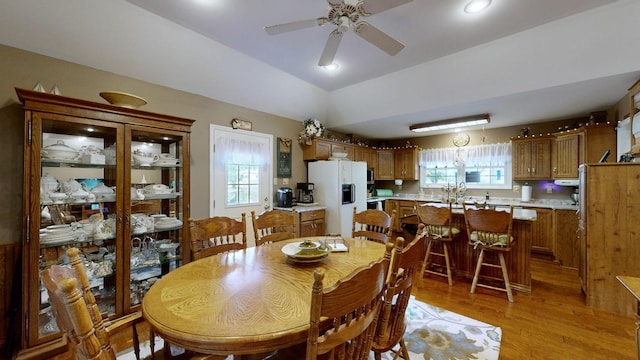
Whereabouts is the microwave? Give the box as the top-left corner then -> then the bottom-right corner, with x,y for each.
342,184 -> 355,204
367,168 -> 374,184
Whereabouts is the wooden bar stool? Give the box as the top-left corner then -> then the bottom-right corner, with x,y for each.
463,204 -> 515,302
416,203 -> 460,286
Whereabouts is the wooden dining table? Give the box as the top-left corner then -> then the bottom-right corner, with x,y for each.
141,237 -> 387,357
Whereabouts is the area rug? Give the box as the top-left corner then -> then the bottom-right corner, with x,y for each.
371,296 -> 502,360
119,297 -> 501,360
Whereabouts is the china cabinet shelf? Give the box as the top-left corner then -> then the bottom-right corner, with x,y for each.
16,87 -> 194,357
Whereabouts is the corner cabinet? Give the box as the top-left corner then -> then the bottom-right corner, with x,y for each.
16,88 -> 194,355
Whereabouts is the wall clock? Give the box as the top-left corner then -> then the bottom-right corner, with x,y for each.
453,133 -> 470,147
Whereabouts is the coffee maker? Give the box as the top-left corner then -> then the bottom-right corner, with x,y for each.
297,183 -> 315,204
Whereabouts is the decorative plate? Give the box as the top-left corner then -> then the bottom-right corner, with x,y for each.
281,241 -> 330,263
99,91 -> 147,109
453,133 -> 470,147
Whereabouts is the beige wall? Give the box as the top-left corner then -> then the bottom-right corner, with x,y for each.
0,43 -> 630,244
0,44 -> 309,244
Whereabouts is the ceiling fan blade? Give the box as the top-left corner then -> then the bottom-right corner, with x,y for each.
327,0 -> 343,5
318,30 -> 344,66
265,18 -> 323,35
354,21 -> 404,55
359,0 -> 412,15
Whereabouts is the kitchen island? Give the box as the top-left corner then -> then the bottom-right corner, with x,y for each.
398,202 -> 537,293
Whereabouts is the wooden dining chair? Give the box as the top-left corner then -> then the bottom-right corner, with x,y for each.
41,247 -> 143,360
352,207 -> 395,244
189,213 -> 247,260
267,256 -> 389,360
251,208 -> 296,247
416,203 -> 461,286
463,204 -> 516,302
372,224 -> 427,360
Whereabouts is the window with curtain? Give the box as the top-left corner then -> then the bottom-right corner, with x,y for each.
216,137 -> 270,206
419,143 -> 512,189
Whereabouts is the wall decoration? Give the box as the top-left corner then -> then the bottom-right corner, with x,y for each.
277,137 -> 292,178
231,118 -> 252,130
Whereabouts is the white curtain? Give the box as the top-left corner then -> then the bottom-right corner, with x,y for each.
419,143 -> 511,167
216,137 -> 271,167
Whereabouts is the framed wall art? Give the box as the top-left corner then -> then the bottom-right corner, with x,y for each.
277,137 -> 292,178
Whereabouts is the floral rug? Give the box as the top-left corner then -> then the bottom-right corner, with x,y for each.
371,296 -> 502,360
120,297 -> 501,360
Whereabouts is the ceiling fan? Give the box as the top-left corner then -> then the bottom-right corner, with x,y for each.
264,0 -> 412,66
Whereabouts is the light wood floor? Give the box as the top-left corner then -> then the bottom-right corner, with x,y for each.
412,255 -> 636,359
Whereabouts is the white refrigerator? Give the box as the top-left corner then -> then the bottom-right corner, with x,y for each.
308,160 -> 367,237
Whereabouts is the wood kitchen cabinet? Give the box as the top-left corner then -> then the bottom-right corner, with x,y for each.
512,137 -> 552,180
525,207 -> 554,255
552,122 -> 615,179
554,209 -> 579,268
394,147 -> 419,180
355,146 -> 377,171
385,199 -> 416,232
579,163 -> 640,317
553,133 -> 580,179
376,150 -> 395,180
302,138 -> 356,161
297,209 -> 325,237
16,88 -> 193,356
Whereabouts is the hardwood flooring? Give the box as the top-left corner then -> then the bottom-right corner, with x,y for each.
412,255 -> 636,359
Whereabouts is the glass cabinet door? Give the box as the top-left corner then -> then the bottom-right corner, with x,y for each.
36,115 -> 122,343
125,126 -> 187,310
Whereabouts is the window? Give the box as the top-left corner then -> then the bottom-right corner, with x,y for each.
419,143 -> 511,190
226,164 -> 260,206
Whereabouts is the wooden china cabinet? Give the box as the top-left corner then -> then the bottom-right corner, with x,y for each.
15,88 -> 194,357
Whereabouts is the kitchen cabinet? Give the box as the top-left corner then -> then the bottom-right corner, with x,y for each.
554,209 -> 579,268
553,133 -> 580,179
579,163 -> 640,317
355,146 -> 377,171
301,138 -> 356,161
385,199 -> 416,232
297,209 -> 325,237
376,150 -> 395,180
525,207 -> 554,255
512,137 -> 552,180
16,88 -> 193,355
552,122 -> 616,180
394,147 -> 419,180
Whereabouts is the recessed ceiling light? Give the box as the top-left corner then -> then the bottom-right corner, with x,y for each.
321,63 -> 339,71
464,0 -> 492,14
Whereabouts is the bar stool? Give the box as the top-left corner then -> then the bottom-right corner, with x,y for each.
463,204 -> 515,302
416,202 -> 460,286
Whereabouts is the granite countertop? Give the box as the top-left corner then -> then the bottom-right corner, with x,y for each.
273,205 -> 327,213
377,194 -> 579,211
419,202 -> 538,221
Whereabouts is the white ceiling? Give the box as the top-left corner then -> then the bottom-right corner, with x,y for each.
2,0 -> 640,140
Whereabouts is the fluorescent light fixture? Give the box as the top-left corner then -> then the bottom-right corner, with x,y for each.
410,114 -> 490,133
464,0 -> 492,14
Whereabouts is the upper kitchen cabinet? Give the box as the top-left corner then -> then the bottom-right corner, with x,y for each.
552,121 -> 616,179
394,147 -> 419,180
512,136 -> 552,180
376,149 -> 395,180
354,146 -> 377,171
16,88 -> 193,354
302,138 -> 355,160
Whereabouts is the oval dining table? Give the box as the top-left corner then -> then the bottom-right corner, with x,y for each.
141,237 -> 387,357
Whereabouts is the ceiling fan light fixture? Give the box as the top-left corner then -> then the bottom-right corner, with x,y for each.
464,0 -> 492,14
410,114 -> 490,133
